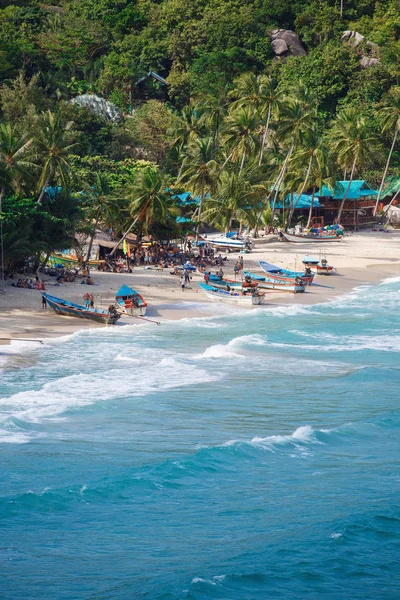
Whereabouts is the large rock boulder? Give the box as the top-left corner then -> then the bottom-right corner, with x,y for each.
360,56 -> 380,69
71,94 -> 122,122
341,30 -> 365,47
341,30 -> 381,69
270,30 -> 307,57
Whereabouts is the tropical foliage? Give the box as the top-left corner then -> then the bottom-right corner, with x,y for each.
1,0 -> 399,274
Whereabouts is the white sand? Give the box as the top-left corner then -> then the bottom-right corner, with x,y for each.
1,230 -> 400,343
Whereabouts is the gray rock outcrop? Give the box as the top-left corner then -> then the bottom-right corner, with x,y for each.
341,30 -> 365,47
360,56 -> 380,69
341,30 -> 381,69
270,30 -> 307,57
71,94 -> 122,122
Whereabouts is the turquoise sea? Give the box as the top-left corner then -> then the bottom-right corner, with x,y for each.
1,277 -> 400,600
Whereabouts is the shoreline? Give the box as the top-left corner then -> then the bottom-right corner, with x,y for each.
1,231 -> 400,344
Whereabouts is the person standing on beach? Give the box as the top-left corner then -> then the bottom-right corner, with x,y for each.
83,292 -> 90,308
180,276 -> 185,291
42,295 -> 47,310
89,294 -> 94,309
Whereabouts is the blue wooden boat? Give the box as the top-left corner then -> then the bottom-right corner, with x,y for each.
259,261 -> 314,284
43,293 -> 120,324
116,285 -> 147,316
243,271 -> 306,293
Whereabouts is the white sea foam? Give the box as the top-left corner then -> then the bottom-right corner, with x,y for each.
251,425 -> 317,447
194,334 -> 268,359
0,359 -> 222,437
271,332 -> 400,353
330,532 -> 343,539
380,275 -> 400,285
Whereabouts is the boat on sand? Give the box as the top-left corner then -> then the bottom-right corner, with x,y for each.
302,256 -> 335,275
199,283 -> 265,306
115,285 -> 147,316
43,293 -> 120,324
259,261 -> 314,285
243,271 -> 306,293
279,230 -> 342,243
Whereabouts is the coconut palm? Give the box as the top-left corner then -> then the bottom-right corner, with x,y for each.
83,172 -> 120,270
330,107 -> 376,222
223,105 -> 259,173
202,166 -> 259,232
32,110 -> 79,204
270,87 -> 316,219
374,86 -> 400,215
196,89 -> 230,148
178,137 -> 219,241
305,142 -> 336,229
230,73 -> 280,165
110,166 -> 170,256
0,123 -> 35,195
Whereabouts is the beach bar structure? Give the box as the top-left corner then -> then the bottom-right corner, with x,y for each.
315,180 -> 378,229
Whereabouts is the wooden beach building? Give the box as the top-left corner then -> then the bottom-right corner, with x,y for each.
315,180 -> 378,229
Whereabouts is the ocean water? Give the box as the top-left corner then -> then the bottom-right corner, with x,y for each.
1,278 -> 400,600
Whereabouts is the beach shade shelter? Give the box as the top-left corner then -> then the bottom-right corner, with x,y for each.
273,194 -> 322,210
381,177 -> 400,206
315,180 -> 378,229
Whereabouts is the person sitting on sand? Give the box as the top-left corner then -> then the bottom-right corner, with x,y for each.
86,275 -> 94,285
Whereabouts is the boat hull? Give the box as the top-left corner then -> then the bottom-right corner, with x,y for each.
243,271 -> 305,293
280,231 -> 342,243
43,294 -> 120,324
199,284 -> 265,305
257,263 -> 314,285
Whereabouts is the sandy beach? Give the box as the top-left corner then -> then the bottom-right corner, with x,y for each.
1,230 -> 400,343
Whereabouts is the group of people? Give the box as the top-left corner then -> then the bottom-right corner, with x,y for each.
11,277 -> 45,290
83,292 -> 95,309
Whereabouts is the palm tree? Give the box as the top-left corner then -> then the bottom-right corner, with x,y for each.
196,88 -> 230,149
0,124 -> 35,279
374,86 -> 400,215
230,73 -> 279,165
202,166 -> 259,233
83,172 -> 120,270
32,110 -> 79,204
110,166 -> 170,256
286,127 -> 320,229
305,142 -> 336,229
270,87 -> 316,219
223,106 -> 259,173
0,123 -> 35,195
178,137 -> 219,241
330,107 -> 376,222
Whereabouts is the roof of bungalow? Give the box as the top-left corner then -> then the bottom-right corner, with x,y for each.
315,180 -> 378,200
273,194 -> 322,209
382,177 -> 400,199
171,191 -> 202,205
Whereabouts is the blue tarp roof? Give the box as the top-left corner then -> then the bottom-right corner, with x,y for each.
116,285 -> 137,297
176,216 -> 193,223
273,194 -> 322,209
316,180 -> 378,199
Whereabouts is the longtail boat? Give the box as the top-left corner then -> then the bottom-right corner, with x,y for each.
115,285 -> 147,316
279,230 -> 342,243
50,254 -> 105,267
302,256 -> 335,275
259,261 -> 314,285
199,283 -> 265,306
43,293 -> 120,324
243,271 -> 306,293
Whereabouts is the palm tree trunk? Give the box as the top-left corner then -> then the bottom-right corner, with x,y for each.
259,103 -> 272,166
85,211 -> 101,274
195,183 -> 205,243
374,129 -> 398,216
109,214 -> 141,257
306,187 -> 316,229
37,177 -> 50,204
286,152 -> 313,229
239,151 -> 246,174
337,156 -> 357,223
271,141 -> 295,222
